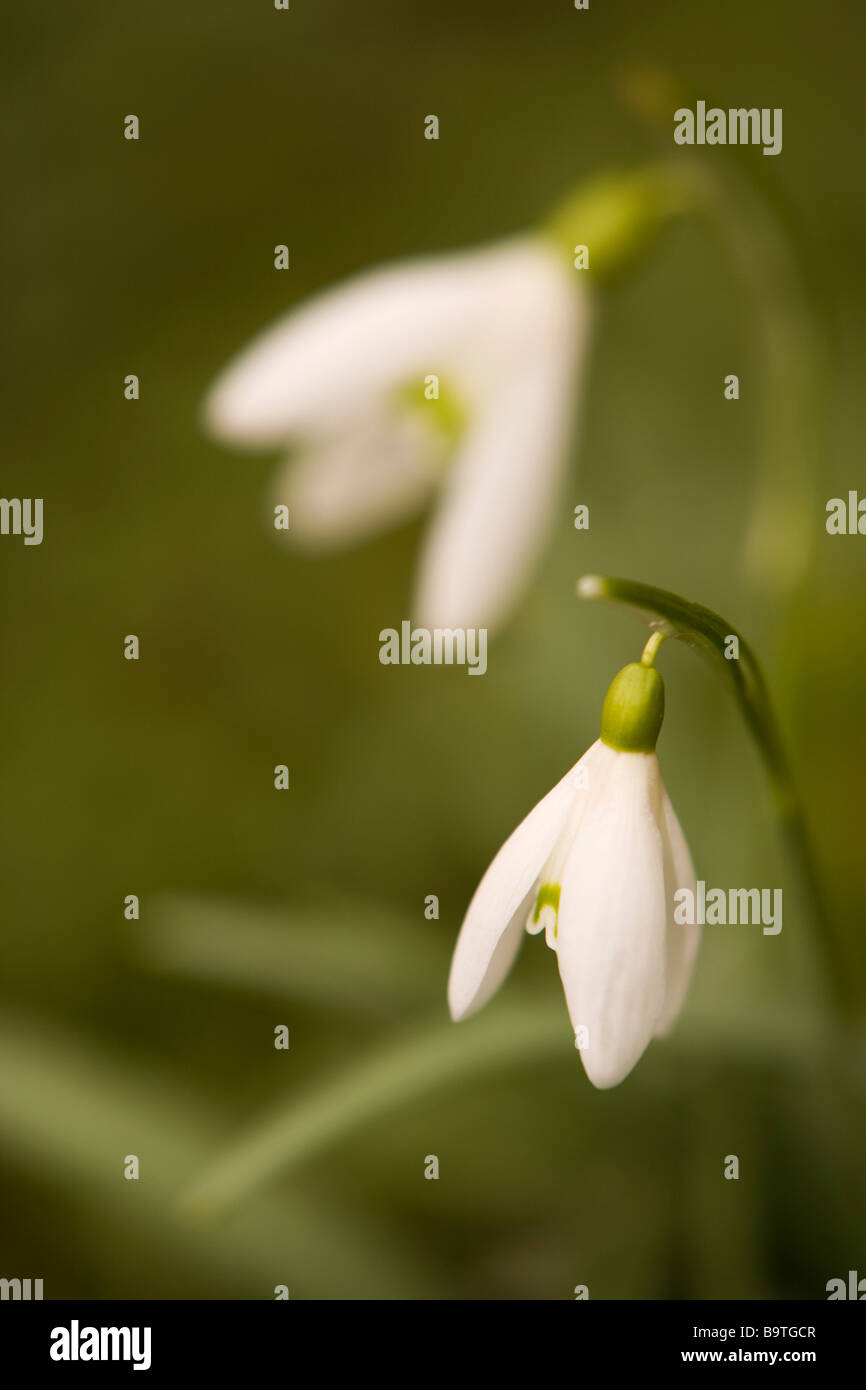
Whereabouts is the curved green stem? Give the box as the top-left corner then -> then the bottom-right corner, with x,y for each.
687,158 -> 822,600
641,630 -> 666,667
578,574 -> 849,1014
616,77 -> 825,602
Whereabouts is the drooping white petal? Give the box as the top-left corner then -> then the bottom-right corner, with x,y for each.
526,737 -> 609,948
448,743 -> 601,1022
554,748 -> 667,1089
413,254 -> 589,633
654,786 -> 700,1036
270,406 -> 444,546
203,238 -> 555,447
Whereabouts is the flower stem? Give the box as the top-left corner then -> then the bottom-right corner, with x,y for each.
615,80 -> 824,600
641,631 -> 666,667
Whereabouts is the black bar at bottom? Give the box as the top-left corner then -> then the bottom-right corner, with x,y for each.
0,1298 -> 859,1375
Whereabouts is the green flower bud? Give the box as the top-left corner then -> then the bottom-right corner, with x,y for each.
600,662 -> 665,753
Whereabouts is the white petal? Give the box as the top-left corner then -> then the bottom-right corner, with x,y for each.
448,743 -> 601,1022
526,738 -> 611,948
654,787 -> 700,1036
555,749 -> 667,1089
414,257 -> 589,633
271,407 -> 443,546
203,238 -> 552,447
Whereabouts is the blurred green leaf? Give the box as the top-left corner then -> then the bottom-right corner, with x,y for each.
182,992 -> 836,1218
0,1013 -> 436,1298
140,895 -> 445,1017
183,1004 -> 569,1216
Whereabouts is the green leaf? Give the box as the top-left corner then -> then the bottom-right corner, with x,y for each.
181,1004 -> 569,1217
0,1012 -> 436,1298
139,895 -> 444,1017
180,994 -> 839,1219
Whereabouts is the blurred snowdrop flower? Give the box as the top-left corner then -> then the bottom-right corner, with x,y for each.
205,237 -> 588,632
448,636 -> 699,1088
204,168 -> 684,632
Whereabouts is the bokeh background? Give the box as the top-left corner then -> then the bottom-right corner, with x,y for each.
2,0 -> 865,1299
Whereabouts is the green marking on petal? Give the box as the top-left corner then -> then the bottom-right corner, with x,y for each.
392,376 -> 468,453
533,882 -> 562,938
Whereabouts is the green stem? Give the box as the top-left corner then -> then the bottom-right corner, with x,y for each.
689,157 -> 821,601
616,80 -> 825,603
641,630 -> 666,667
578,574 -> 850,1015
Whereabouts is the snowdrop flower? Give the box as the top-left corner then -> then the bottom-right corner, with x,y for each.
203,169 -> 684,632
448,633 -> 699,1088
204,236 -> 589,632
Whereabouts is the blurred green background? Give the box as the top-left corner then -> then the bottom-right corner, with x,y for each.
1,0 -> 865,1299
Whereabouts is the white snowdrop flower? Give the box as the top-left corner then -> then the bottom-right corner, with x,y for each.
203,235 -> 590,632
448,638 -> 699,1088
